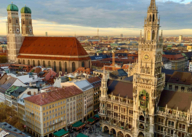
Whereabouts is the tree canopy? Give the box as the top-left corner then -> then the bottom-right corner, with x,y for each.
0,103 -> 24,131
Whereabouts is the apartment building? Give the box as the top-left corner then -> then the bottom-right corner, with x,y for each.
61,79 -> 94,121
24,86 -> 83,137
87,77 -> 101,113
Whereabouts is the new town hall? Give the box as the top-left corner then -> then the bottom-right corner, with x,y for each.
99,0 -> 192,137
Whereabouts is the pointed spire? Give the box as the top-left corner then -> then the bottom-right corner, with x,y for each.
149,0 -> 157,10
140,30 -> 142,41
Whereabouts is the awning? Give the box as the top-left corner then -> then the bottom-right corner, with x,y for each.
72,121 -> 84,128
77,133 -> 89,137
87,118 -> 95,123
54,129 -> 69,137
94,114 -> 99,118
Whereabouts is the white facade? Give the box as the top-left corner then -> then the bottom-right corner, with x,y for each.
189,62 -> 192,71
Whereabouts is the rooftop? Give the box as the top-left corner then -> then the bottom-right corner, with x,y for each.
18,37 -> 90,61
158,90 -> 192,111
24,86 -> 83,106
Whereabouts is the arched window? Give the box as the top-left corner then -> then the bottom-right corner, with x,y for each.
139,115 -> 145,121
153,14 -> 155,22
147,30 -> 151,41
149,15 -> 152,22
33,60 -> 35,66
16,19 -> 18,24
38,60 -> 40,66
18,59 -> 20,64
152,30 -> 155,40
65,62 -> 67,72
59,62 -> 62,71
9,18 -> 11,23
23,20 -> 25,25
28,60 -> 30,65
82,61 -> 85,67
48,61 -> 51,67
54,61 -> 56,71
29,20 -> 31,24
72,62 -> 76,72
43,61 -> 45,67
23,60 -> 25,64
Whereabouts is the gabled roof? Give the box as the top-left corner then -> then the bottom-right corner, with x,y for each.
107,80 -> 133,99
166,71 -> 192,85
158,90 -> 192,111
24,86 -> 83,106
74,80 -> 93,91
18,37 -> 90,61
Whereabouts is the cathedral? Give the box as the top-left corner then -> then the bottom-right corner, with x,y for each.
6,4 -> 91,73
99,0 -> 192,137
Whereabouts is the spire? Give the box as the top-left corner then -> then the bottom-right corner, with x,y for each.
148,0 -> 157,11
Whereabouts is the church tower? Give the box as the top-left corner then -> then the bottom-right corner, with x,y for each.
7,3 -> 22,63
132,0 -> 165,136
21,6 -> 33,36
99,67 -> 108,116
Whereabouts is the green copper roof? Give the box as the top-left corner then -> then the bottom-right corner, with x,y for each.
21,6 -> 31,14
7,3 -> 18,11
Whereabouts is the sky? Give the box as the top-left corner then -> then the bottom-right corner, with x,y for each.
0,0 -> 192,36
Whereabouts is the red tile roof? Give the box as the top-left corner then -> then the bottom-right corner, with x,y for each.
24,86 -> 83,106
74,67 -> 92,74
18,37 -> 90,61
163,54 -> 185,60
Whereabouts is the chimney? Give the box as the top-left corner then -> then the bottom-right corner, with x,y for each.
27,91 -> 31,95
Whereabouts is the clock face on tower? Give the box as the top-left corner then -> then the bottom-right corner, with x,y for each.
9,29 -> 12,32
29,29 -> 32,33
143,54 -> 150,60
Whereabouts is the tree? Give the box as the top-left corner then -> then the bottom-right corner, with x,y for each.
0,103 -> 24,131
0,55 -> 8,63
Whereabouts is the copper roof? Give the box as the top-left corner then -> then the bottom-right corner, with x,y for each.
18,37 -> 90,60
107,80 -> 133,99
24,86 -> 83,106
158,90 -> 192,111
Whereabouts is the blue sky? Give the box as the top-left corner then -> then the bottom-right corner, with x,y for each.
0,0 -> 192,36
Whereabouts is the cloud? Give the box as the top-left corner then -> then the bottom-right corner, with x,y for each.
0,0 -> 192,35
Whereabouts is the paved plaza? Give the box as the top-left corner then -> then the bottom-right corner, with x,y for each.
69,121 -> 113,137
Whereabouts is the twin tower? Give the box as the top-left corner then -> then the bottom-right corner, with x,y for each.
7,3 -> 33,62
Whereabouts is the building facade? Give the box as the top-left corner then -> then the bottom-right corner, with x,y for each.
6,3 -> 91,73
99,0 -> 192,137
24,86 -> 82,137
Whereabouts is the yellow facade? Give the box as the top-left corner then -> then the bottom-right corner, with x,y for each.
25,98 -> 66,137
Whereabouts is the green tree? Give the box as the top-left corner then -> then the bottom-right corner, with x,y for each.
0,55 -> 8,63
0,103 -> 24,131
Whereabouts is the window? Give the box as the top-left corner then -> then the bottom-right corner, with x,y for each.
72,62 -> 76,72
65,62 -> 67,72
33,60 -> 35,66
43,61 -> 45,67
82,61 -> 85,67
59,62 -> 62,71
54,61 -> 56,71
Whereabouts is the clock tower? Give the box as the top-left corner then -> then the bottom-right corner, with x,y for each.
21,6 -> 33,36
7,3 -> 22,63
132,0 -> 165,136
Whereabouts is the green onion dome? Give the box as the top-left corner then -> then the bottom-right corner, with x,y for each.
7,3 -> 18,11
21,6 -> 31,14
